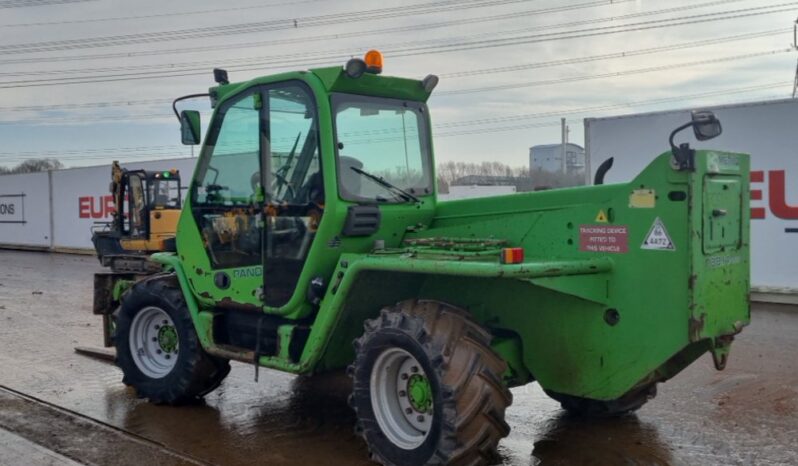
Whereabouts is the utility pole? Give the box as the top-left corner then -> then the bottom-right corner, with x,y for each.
793,17 -> 798,98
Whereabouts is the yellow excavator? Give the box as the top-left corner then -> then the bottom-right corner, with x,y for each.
91,161 -> 182,273
85,161 -> 182,349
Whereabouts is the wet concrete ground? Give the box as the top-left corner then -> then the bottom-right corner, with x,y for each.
0,249 -> 796,465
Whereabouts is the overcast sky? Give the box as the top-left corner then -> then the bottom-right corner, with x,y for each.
0,0 -> 796,169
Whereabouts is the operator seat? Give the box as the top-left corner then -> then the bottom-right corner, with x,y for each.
296,170 -> 324,205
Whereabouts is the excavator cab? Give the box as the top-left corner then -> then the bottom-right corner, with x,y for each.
91,161 -> 182,272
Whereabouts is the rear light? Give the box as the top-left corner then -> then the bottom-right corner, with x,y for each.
500,247 -> 524,264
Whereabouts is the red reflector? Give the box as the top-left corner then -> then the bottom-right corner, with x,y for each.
501,247 -> 524,264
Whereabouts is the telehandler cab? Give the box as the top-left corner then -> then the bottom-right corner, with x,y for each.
93,50 -> 750,465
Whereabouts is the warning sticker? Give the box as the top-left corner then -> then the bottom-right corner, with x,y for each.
641,217 -> 675,251
579,225 -> 629,254
595,209 -> 608,223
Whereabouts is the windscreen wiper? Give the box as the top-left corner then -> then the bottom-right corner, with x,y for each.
350,166 -> 421,203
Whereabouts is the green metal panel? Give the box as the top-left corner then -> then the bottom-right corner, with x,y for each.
689,152 -> 750,344
702,176 -> 742,253
310,151 -> 750,400
152,63 -> 750,403
310,66 -> 432,102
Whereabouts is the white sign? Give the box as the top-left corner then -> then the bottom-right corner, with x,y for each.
0,194 -> 24,223
641,217 -> 675,251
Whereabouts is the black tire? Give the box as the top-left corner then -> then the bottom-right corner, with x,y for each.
350,300 -> 512,466
545,383 -> 657,417
115,275 -> 230,404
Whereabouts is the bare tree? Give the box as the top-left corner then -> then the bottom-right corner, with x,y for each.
0,158 -> 64,175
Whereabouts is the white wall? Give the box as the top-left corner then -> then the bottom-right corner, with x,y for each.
0,172 -> 51,248
0,157 -> 198,251
585,99 -> 798,290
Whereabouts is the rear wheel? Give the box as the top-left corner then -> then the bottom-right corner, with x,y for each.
350,300 -> 511,466
115,276 -> 230,404
545,383 -> 657,417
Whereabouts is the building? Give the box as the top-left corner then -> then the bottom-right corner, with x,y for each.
529,143 -> 586,175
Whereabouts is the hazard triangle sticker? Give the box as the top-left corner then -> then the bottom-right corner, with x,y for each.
641,217 -> 675,251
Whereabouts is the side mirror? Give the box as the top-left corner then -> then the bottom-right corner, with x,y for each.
669,110 -> 723,171
691,110 -> 722,141
180,110 -> 201,145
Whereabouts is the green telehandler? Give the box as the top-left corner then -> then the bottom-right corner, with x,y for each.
93,50 -> 750,465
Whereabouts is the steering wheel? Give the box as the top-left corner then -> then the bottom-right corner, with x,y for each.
205,184 -> 229,193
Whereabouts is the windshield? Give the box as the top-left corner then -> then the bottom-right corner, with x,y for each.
332,94 -> 433,203
148,178 -> 181,209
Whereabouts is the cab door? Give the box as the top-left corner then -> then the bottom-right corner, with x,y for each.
261,84 -> 323,307
190,82 -> 322,310
193,91 -> 263,279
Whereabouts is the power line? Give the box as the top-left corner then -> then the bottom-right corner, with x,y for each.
2,4 -> 794,89
0,144 -> 186,158
0,113 -> 171,126
0,0 -> 325,27
0,0 -> 636,78
0,0 -> 539,55
0,80 -> 790,163
387,2 -> 798,57
5,90 -> 791,165
0,28 -> 784,114
435,81 -> 793,129
0,98 -> 172,112
0,0 -> 93,8
0,0 -> 747,66
438,48 -> 796,96
437,93 -> 795,137
440,28 -> 791,78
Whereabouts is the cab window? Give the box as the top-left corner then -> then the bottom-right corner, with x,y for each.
333,94 -> 432,203
196,95 -> 261,206
190,83 -> 323,289
127,174 -> 145,236
192,92 -> 263,269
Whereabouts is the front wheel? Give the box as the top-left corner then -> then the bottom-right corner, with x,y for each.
115,276 -> 230,404
350,300 -> 511,466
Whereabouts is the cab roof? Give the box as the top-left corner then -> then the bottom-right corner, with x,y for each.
310,66 -> 432,102
209,65 -> 433,107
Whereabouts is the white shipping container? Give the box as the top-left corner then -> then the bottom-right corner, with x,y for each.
0,171 -> 52,248
585,98 -> 798,293
0,157 -> 197,251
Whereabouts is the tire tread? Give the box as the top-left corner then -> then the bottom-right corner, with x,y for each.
351,299 -> 511,466
115,275 -> 230,405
